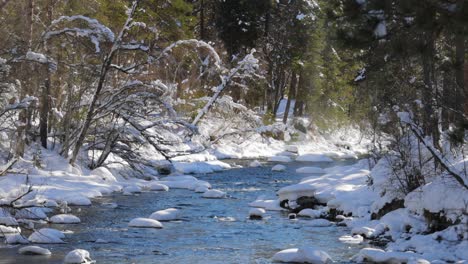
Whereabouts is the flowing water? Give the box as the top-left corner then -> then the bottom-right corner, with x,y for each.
0,159 -> 367,263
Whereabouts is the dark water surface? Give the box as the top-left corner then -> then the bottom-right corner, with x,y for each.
0,159 -> 366,263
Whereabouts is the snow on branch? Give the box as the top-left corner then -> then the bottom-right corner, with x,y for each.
155,39 -> 222,69
44,15 -> 115,53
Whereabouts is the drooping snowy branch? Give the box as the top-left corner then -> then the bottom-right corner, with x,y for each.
44,15 -> 115,53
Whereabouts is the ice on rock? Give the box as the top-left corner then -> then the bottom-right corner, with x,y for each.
128,218 -> 163,228
5,233 -> 29,244
64,249 -> 94,264
338,234 -> 364,244
18,246 -> 52,255
28,230 -> 65,244
249,160 -> 262,167
352,248 -> 425,263
273,246 -> 333,263
268,155 -> 292,163
0,217 -> 18,226
249,208 -> 266,219
146,182 -> 169,191
298,209 -> 322,218
202,189 -> 226,199
296,167 -> 325,174
272,164 -> 287,172
305,219 -> 333,227
296,154 -> 333,162
149,208 -> 181,221
50,214 -> 81,224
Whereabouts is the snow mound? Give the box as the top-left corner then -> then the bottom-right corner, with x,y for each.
272,246 -> 332,263
272,164 -> 287,172
5,233 -> 29,244
173,160 -> 230,174
298,209 -> 322,218
149,208 -> 181,221
268,155 -> 292,163
50,214 -> 81,224
64,249 -> 94,264
36,228 -> 65,239
146,182 -> 169,191
28,230 -> 64,244
159,175 -> 211,190
352,248 -> 425,263
296,154 -> 333,162
19,246 -> 52,255
202,189 -> 226,199
128,218 -> 163,228
296,167 -> 325,174
194,186 -> 209,193
277,183 -> 315,207
249,208 -> 266,218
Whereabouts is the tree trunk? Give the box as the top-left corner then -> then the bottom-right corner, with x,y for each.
283,70 -> 297,124
200,0 -> 205,40
70,1 -> 139,165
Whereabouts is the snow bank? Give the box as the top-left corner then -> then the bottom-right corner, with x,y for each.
268,155 -> 292,163
272,246 -> 332,264
146,182 -> 169,191
128,218 -> 163,228
173,160 -> 230,174
352,248 -> 425,263
338,235 -> 363,244
159,175 -> 211,190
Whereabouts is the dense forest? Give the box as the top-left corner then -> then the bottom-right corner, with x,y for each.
0,0 -> 466,263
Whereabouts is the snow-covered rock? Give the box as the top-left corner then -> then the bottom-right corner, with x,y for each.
296,154 -> 333,163
64,249 -> 94,264
338,235 -> 363,244
128,218 -> 163,228
5,233 -> 29,244
268,155 -> 292,163
49,214 -> 81,224
249,208 -> 266,219
36,228 -> 65,239
146,182 -> 169,191
18,246 -> 51,255
298,209 -> 322,219
194,186 -> 209,193
272,164 -> 287,172
296,167 -> 325,174
28,230 -> 64,244
286,146 -> 299,153
352,248 -> 425,263
272,246 -> 332,263
149,208 -> 181,221
0,225 -> 20,236
202,189 -> 226,199
277,183 -> 315,207
249,160 -> 262,167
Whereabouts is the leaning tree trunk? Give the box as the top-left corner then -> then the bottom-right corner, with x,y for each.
69,0 -> 139,165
